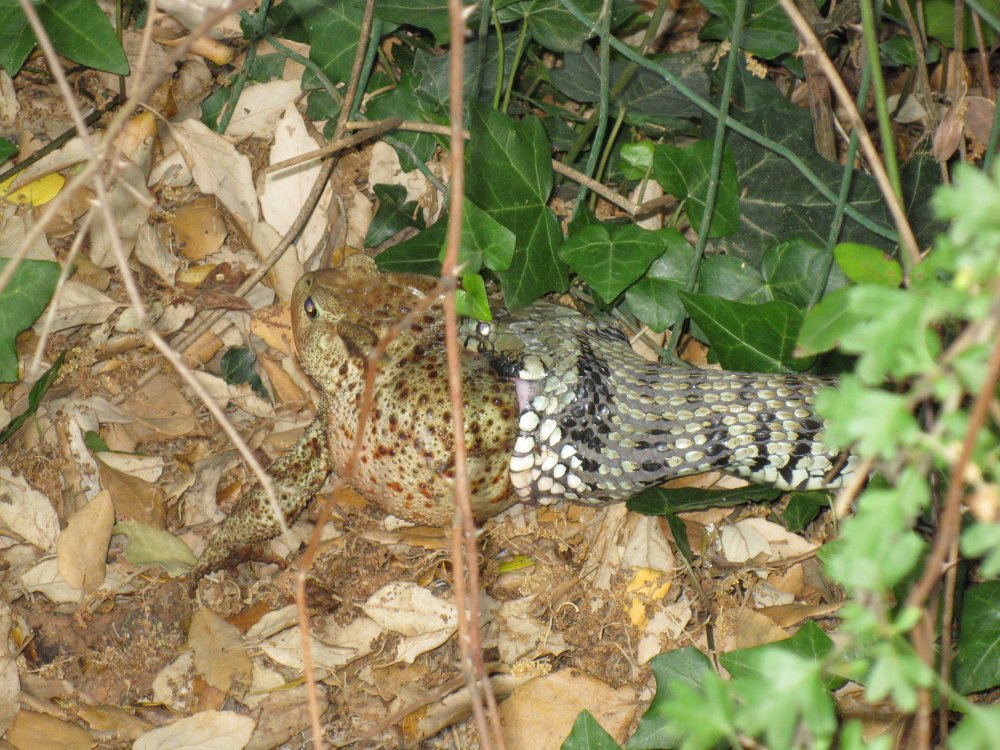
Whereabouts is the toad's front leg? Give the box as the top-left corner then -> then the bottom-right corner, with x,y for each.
189,413 -> 333,587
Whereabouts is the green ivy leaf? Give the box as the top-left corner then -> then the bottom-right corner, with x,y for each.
0,259 -> 61,382
559,223 -> 664,302
220,348 -> 268,401
653,140 -> 739,238
782,492 -> 830,533
834,243 -> 904,287
0,138 -> 17,163
375,222 -> 445,276
365,184 -> 425,248
373,0 -> 477,45
700,0 -> 798,60
796,287 -> 856,356
441,198 -> 516,274
678,292 -> 809,372
624,230 -> 696,332
454,273 -> 491,321
722,621 -> 843,690
560,710 -> 621,750
620,141 -> 655,181
466,103 -> 567,306
953,581 -> 1000,694
761,239 -> 847,307
496,0 -> 602,53
287,0 -> 364,86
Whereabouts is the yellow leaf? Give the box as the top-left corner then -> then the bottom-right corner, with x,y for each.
0,172 -> 65,206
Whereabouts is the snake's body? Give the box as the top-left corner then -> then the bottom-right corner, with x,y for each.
191,258 -> 854,582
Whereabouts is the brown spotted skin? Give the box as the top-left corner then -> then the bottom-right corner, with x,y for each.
190,254 -> 518,583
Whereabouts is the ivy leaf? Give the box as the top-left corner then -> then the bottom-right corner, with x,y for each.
365,184 -> 426,248
782,492 -> 830,533
560,710 -> 621,750
441,198 -> 516,274
559,223 -> 664,302
678,292 -> 809,372
653,140 -> 739,238
496,0 -> 602,53
624,230 -> 696,332
454,273 -> 492,321
0,259 -> 61,382
761,239 -> 848,307
375,222 -> 445,276
953,581 -> 1000,694
834,243 -> 904,287
220,348 -> 268,401
466,103 -> 567,306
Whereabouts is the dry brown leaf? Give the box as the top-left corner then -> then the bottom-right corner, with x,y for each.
719,607 -> 790,652
499,669 -> 635,749
39,280 -> 123,332
0,602 -> 19,735
18,559 -> 84,604
759,601 -> 843,628
132,710 -> 255,750
255,351 -> 304,405
170,196 -> 228,260
0,467 -> 59,552
224,80 -> 302,139
261,103 -> 331,264
120,374 -> 197,437
244,685 -> 320,750
361,582 -> 457,663
933,99 -> 965,163
56,490 -> 114,592
189,608 -> 253,696
98,458 -> 166,528
6,710 -> 95,750
249,302 -> 294,354
77,704 -> 154,741
494,596 -> 571,663
170,119 -> 259,230
963,95 -> 995,146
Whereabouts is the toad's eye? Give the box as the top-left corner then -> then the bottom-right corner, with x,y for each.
303,297 -> 317,319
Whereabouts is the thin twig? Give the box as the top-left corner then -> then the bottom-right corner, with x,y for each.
779,0 -> 922,275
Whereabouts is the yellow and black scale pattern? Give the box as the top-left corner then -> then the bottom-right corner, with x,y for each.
459,301 -> 858,505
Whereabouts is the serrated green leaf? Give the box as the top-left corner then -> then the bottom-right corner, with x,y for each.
466,103 -> 567,306
834,243 -> 904,287
653,140 -> 739,238
114,520 -> 197,576
0,259 -> 61,382
953,581 -> 1000,694
561,710 -> 621,750
559,223 -> 664,302
679,292 -> 809,372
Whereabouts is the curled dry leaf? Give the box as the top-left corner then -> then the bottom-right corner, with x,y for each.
19,559 -> 84,605
37,280 -> 123,333
135,223 -> 179,285
361,582 -> 458,663
225,80 -> 303,140
170,119 -> 259,229
56,490 -> 115,593
261,103 -> 332,266
0,467 -> 59,552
